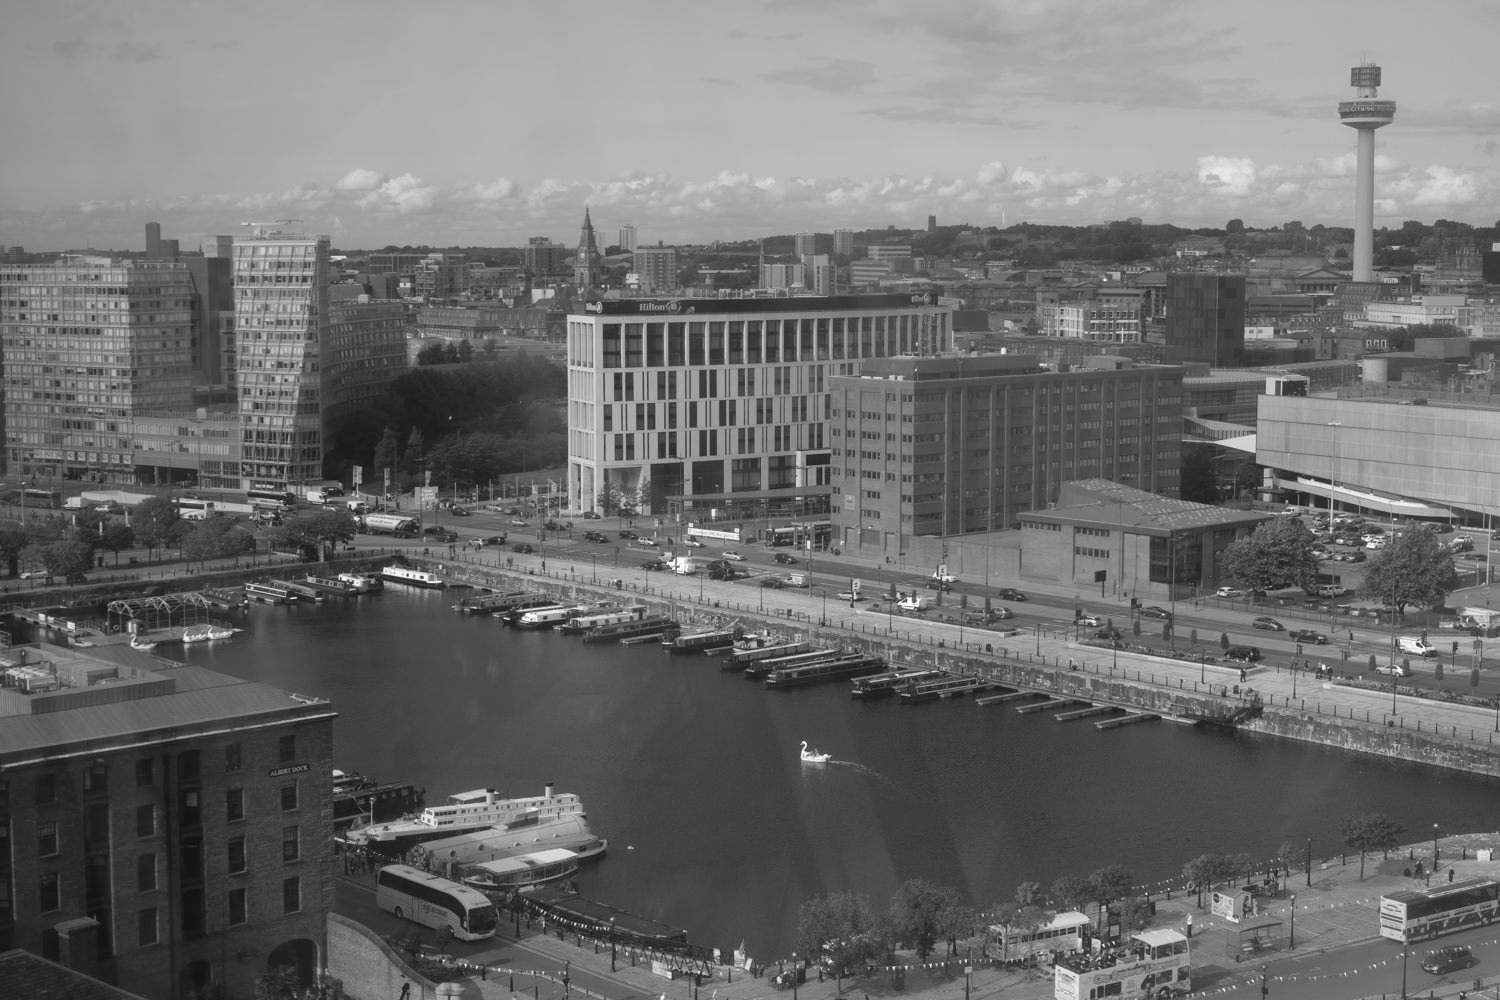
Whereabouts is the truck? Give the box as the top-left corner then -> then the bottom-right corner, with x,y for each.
306,484 -> 345,505
360,513 -> 419,537
897,594 -> 934,612
667,555 -> 697,575
1457,607 -> 1500,635
786,573 -> 810,588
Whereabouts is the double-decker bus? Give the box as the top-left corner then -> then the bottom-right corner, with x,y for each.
374,864 -> 497,942
987,910 -> 1091,965
1379,877 -> 1500,942
1053,929 -> 1190,1000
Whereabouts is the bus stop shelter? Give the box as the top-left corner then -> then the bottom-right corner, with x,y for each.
1227,915 -> 1286,961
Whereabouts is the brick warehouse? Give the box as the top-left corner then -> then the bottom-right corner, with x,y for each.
0,640 -> 336,1000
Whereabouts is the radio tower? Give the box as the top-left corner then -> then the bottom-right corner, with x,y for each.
1338,63 -> 1396,282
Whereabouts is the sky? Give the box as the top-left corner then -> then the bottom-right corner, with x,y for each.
3,0 -> 1498,252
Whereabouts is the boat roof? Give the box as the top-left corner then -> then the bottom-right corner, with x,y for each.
446,789 -> 495,805
475,848 -> 577,873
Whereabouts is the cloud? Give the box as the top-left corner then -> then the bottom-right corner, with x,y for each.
52,40 -> 87,58
112,41 -> 162,63
1196,156 -> 1258,197
1409,166 -> 1480,207
357,173 -> 434,213
758,59 -> 877,95
455,178 -> 519,203
335,168 -> 384,192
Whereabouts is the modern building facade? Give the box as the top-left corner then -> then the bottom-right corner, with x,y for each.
565,293 -> 954,516
759,262 -> 803,291
833,230 -> 854,257
0,646 -> 336,1000
523,238 -> 568,278
0,257 -> 198,483
1165,273 -> 1246,366
828,355 -> 1183,552
617,224 -> 637,254
232,227 -> 330,491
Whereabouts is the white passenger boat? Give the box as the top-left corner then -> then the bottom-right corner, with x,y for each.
338,572 -> 383,593
410,814 -> 608,876
346,784 -> 587,849
381,565 -> 445,588
460,848 -> 580,894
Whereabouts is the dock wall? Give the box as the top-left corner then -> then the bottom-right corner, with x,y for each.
431,560 -> 1500,779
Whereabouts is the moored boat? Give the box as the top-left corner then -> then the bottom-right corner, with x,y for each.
337,572 -> 383,593
460,848 -> 580,895
410,814 -> 607,876
557,605 -> 643,633
662,626 -> 740,654
851,668 -> 943,699
514,604 -> 586,629
182,623 -> 236,643
495,597 -> 567,623
245,580 -> 294,604
129,634 -> 159,651
346,783 -> 587,853
582,615 -> 678,642
381,565 -> 445,588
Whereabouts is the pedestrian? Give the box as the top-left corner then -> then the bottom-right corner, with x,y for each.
1450,868 -> 1456,883
399,982 -> 410,1000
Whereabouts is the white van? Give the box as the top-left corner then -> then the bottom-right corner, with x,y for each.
1397,636 -> 1437,658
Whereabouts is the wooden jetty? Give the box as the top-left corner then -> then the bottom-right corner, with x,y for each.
1054,705 -> 1114,722
1095,712 -> 1158,730
278,580 -> 327,603
1015,698 -> 1073,715
974,689 -> 1035,707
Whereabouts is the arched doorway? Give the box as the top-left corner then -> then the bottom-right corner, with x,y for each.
266,938 -> 318,991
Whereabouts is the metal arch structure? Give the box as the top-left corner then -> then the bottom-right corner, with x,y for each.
105,592 -> 218,632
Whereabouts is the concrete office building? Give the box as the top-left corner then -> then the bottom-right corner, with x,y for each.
632,247 -> 678,295
803,254 -> 835,296
618,224 -> 637,254
232,226 -> 330,491
0,646 -> 335,1000
565,293 -> 953,517
760,262 -> 804,291
523,238 -> 568,278
828,355 -> 1183,557
0,257 -> 197,483
1165,273 -> 1246,366
833,230 -> 854,257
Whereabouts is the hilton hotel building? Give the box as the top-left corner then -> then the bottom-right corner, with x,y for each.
566,294 -> 954,517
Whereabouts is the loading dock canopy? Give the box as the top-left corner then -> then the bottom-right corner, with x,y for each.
1273,476 -> 1457,519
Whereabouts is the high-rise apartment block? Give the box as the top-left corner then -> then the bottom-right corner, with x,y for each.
632,247 -> 679,294
618,224 -> 637,254
0,257 -> 197,482
232,227 -> 330,489
412,253 -> 467,301
794,233 -> 819,258
523,238 -> 568,278
0,649 -> 336,999
760,262 -> 804,291
565,293 -> 953,516
803,254 -> 835,296
828,355 -> 1183,544
833,230 -> 854,257
1165,273 -> 1246,366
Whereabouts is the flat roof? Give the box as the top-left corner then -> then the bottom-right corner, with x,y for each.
1023,479 -> 1272,535
575,292 -> 940,317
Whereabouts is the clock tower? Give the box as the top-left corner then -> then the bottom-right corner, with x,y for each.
574,207 -> 602,291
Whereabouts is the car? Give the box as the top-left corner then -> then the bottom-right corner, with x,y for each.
1225,646 -> 1262,663
511,543 -> 535,554
1095,626 -> 1124,642
1420,946 -> 1472,975
997,588 -> 1028,602
431,531 -> 459,543
448,507 -> 471,517
95,501 -> 123,514
483,503 -> 508,512
1288,629 -> 1328,645
835,591 -> 864,602
924,579 -> 952,591
1252,617 -> 1285,632
1346,551 -> 1367,563
543,520 -> 566,531
683,539 -> 706,548
1455,534 -> 1474,545
1376,662 -> 1411,676
990,607 -> 1016,620
723,551 -> 745,561
1140,606 -> 1173,620
933,572 -> 957,583
964,611 -> 991,624
582,510 -> 602,519
509,518 -> 529,527
1366,538 -> 1388,550
759,577 -> 786,589
582,530 -> 606,542
618,530 -> 638,540
1216,587 -> 1246,599
1075,614 -> 1103,627
422,525 -> 449,535
640,560 -> 665,570
638,537 -> 658,546
773,553 -> 799,565
1430,523 -> 1454,534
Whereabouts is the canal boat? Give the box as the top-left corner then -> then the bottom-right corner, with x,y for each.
495,597 -> 567,623
245,580 -> 294,604
381,565 -> 446,588
742,648 -> 840,679
452,590 -> 532,614
337,572 -> 383,593
764,652 -> 884,689
410,814 -> 608,876
460,848 -> 580,895
514,604 -> 586,629
306,575 -> 358,596
726,639 -> 812,670
851,668 -> 943,699
331,770 -> 425,837
661,627 -> 739,654
346,783 -> 588,853
557,605 -> 644,634
581,615 -> 678,642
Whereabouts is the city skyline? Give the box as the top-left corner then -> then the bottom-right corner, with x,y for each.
3,0 -> 1498,251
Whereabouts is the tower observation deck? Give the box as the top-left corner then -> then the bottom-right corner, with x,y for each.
1338,63 -> 1395,283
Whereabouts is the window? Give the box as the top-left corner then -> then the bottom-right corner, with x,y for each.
282,825 -> 300,862
136,804 -> 156,838
138,853 -> 157,892
135,758 -> 154,787
280,782 -> 298,812
278,734 -> 296,763
224,743 -> 242,772
177,750 -> 200,781
35,773 -> 56,805
37,820 -> 59,857
138,906 -> 158,946
228,836 -> 247,875
228,887 -> 247,927
39,872 -> 60,913
282,876 -> 301,914
82,763 -> 107,795
226,788 -> 244,823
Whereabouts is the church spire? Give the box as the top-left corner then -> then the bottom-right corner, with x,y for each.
574,206 -> 602,290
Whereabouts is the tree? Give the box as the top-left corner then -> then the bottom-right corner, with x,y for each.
1218,519 -> 1320,594
96,522 -> 136,567
35,539 -> 94,583
1472,666 -> 1482,694
181,515 -> 257,567
415,341 -> 448,366
1360,526 -> 1460,614
0,527 -> 31,577
1049,874 -> 1091,914
596,482 -> 628,517
274,509 -> 358,563
1276,839 -> 1309,885
1434,659 -> 1444,683
888,878 -> 961,961
1220,632 -> 1229,650
1085,865 -> 1135,934
795,892 -> 881,982
1116,896 -> 1153,937
1340,813 -> 1405,880
131,497 -> 184,558
372,427 -> 401,488
1181,854 -> 1219,908
988,885 -> 1053,962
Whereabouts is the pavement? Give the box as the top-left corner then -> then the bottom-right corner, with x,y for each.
348,829 -> 1500,1000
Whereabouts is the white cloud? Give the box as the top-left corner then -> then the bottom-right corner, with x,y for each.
335,168 -> 384,192
356,173 -> 434,213
1410,166 -> 1479,207
1196,156 -> 1257,197
455,178 -> 518,203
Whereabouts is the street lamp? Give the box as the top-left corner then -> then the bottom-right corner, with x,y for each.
1289,894 -> 1296,949
1433,823 -> 1440,866
1400,939 -> 1409,999
791,952 -> 799,1000
1305,836 -> 1312,887
609,916 -> 617,972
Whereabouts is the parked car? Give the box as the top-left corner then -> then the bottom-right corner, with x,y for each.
581,510 -> 602,519
1420,946 -> 1472,975
543,520 -> 566,531
1075,614 -> 1103,627
1216,586 -> 1246,599
1225,646 -> 1262,663
509,518 -> 529,527
1252,617 -> 1285,632
1140,606 -> 1172,620
723,551 -> 746,561
638,537 -> 658,546
511,543 -> 535,554
1288,629 -> 1328,645
483,503 -> 508,512
835,591 -> 864,602
996,588 -> 1028,602
760,577 -> 786,589
640,560 -> 665,570
990,607 -> 1016,620
683,539 -> 705,548
932,572 -> 957,583
773,553 -> 798,565
1095,626 -> 1124,642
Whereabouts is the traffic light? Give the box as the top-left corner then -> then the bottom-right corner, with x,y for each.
1454,640 -> 1461,655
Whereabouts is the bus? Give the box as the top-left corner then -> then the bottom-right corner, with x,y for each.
5,487 -> 61,509
248,486 -> 298,509
374,864 -> 497,942
987,910 -> 1091,965
173,498 -> 216,521
1379,877 -> 1500,943
1053,929 -> 1190,1000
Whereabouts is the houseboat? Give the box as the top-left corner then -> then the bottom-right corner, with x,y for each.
851,668 -> 943,699
381,565 -> 446,588
410,814 -> 607,877
245,580 -> 294,604
582,615 -> 678,642
514,604 -> 584,629
495,597 -> 567,623
764,652 -> 884,689
557,606 -> 643,634
661,627 -> 739,654
337,572 -> 383,593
